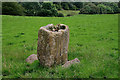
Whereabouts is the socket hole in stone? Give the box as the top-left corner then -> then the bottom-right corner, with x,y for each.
47,24 -> 66,32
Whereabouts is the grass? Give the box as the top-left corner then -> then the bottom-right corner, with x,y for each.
58,10 -> 80,16
2,14 -> 118,78
0,15 -> 2,80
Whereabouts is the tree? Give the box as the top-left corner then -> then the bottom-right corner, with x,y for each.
73,2 -> 83,10
92,2 -> 100,6
97,4 -> 107,14
80,3 -> 100,14
20,2 -> 41,16
0,2 -> 2,15
118,1 -> 120,8
51,8 -> 58,17
61,2 -> 69,10
106,6 -> 114,14
68,3 -> 76,10
37,9 -> 52,17
88,3 -> 100,14
109,2 -> 119,13
102,2 -> 111,6
55,4 -> 62,10
37,9 -> 58,17
80,5 -> 91,14
42,2 -> 52,10
20,2 -> 58,17
2,2 -> 25,16
53,2 -> 62,10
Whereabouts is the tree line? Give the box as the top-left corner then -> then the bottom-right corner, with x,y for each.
2,2 -> 120,17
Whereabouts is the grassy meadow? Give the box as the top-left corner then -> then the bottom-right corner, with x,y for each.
58,10 -> 80,16
2,14 -> 118,78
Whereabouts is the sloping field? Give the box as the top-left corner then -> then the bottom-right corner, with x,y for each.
2,14 -> 118,78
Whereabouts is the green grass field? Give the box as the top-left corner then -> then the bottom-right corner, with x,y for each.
2,14 -> 118,78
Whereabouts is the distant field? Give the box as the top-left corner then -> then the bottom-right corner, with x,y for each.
58,10 -> 79,16
2,14 -> 118,78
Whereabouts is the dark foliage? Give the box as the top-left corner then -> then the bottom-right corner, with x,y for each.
20,2 -> 41,16
73,2 -> 83,10
20,2 -> 58,17
2,2 -> 25,16
2,2 -> 120,16
80,3 -> 100,14
67,14 -> 71,17
80,2 -> 120,14
61,2 -> 69,10
118,1 -> 120,8
37,9 -> 58,17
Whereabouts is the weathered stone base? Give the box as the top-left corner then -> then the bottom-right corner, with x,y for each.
62,58 -> 80,68
26,54 -> 38,64
37,24 -> 69,67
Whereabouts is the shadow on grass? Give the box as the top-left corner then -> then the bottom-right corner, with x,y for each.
23,60 -> 49,75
